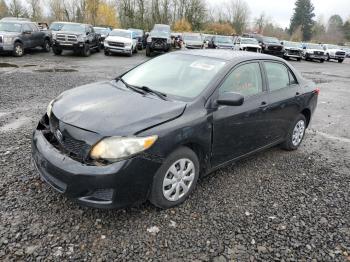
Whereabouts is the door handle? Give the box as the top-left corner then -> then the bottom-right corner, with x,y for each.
259,101 -> 268,108
295,92 -> 301,96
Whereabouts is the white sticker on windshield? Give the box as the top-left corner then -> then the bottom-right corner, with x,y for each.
190,61 -> 216,71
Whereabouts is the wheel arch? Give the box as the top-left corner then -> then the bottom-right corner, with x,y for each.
181,142 -> 209,176
301,108 -> 311,127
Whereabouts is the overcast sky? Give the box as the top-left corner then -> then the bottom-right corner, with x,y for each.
212,0 -> 350,28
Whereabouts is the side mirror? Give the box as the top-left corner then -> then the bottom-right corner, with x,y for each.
217,92 -> 244,106
23,30 -> 31,34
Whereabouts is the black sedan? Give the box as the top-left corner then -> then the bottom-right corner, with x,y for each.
32,50 -> 319,209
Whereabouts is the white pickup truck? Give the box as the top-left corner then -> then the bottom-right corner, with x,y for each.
322,44 -> 346,63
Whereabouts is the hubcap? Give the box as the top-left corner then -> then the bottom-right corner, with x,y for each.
292,120 -> 305,146
162,158 -> 195,202
16,45 -> 23,55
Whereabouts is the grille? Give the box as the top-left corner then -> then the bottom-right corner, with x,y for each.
288,49 -> 300,55
336,51 -> 345,56
56,34 -> 78,43
49,114 -> 90,160
246,47 -> 258,52
108,41 -> 124,47
314,51 -> 324,55
0,36 -> 2,43
268,45 -> 282,51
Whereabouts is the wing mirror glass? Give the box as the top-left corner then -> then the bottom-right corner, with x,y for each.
217,92 -> 244,106
23,30 -> 31,34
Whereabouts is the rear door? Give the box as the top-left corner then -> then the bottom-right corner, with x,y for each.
262,61 -> 302,140
211,61 -> 273,166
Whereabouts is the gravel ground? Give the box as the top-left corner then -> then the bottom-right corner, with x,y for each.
0,50 -> 350,261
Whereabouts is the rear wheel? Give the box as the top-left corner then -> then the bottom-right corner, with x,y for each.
149,147 -> 199,209
13,42 -> 24,57
281,114 -> 307,151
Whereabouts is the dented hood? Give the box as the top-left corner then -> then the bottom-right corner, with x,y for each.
52,81 -> 186,136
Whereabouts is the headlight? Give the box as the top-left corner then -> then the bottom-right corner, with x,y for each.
47,99 -> 54,118
167,38 -> 171,44
125,42 -> 132,47
3,36 -> 14,44
52,34 -> 57,40
90,135 -> 158,162
104,40 -> 108,46
147,36 -> 152,43
77,35 -> 86,42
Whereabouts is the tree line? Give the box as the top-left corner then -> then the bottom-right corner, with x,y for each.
0,0 -> 349,44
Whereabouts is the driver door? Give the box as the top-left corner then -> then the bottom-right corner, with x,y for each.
211,61 -> 273,166
21,24 -> 34,48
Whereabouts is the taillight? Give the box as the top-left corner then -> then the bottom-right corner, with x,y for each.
315,88 -> 320,95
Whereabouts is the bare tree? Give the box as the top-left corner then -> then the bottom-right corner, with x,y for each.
8,0 -> 27,17
225,0 -> 250,34
28,0 -> 43,20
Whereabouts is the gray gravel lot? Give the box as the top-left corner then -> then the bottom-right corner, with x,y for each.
0,49 -> 350,261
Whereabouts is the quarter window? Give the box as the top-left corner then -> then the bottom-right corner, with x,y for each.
22,24 -> 33,32
220,62 -> 263,97
264,62 -> 290,91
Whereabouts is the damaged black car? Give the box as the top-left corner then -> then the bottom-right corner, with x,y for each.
32,50 -> 319,209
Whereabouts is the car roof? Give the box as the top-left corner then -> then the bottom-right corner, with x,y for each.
0,20 -> 31,24
112,29 -> 132,33
176,50 -> 284,63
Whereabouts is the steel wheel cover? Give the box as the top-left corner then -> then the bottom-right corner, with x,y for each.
162,158 -> 195,202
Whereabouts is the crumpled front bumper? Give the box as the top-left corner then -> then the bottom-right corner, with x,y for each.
32,128 -> 162,209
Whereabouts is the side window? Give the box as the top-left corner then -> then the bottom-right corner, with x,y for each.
264,62 -> 290,92
220,62 -> 263,97
22,24 -> 33,32
90,26 -> 94,33
29,23 -> 39,31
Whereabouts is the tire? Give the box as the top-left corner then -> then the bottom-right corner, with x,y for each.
281,114 -> 307,151
127,49 -> 133,57
95,43 -> 101,53
338,59 -> 343,63
13,42 -> 24,57
327,54 -> 330,61
52,46 -> 62,55
149,147 -> 200,209
42,39 -> 50,52
297,57 -> 301,61
320,59 -> 325,63
146,45 -> 151,57
82,43 -> 90,57
104,50 -> 110,56
134,46 -> 138,54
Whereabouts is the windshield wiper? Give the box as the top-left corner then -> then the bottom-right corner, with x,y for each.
115,77 -> 168,101
115,77 -> 146,95
137,86 -> 168,101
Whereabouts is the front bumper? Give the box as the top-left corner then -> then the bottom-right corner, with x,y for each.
306,54 -> 326,60
53,40 -> 85,50
32,129 -> 162,209
0,43 -> 14,52
262,50 -> 284,57
104,43 -> 132,54
185,45 -> 203,49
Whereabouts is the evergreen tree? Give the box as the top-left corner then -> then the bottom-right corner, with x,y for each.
289,0 -> 315,41
344,20 -> 350,41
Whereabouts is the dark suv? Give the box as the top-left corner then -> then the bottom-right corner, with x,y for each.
146,24 -> 171,56
253,35 -> 284,57
128,28 -> 146,50
0,20 -> 51,57
52,22 -> 101,56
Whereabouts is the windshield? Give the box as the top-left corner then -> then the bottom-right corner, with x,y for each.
307,44 -> 322,49
263,37 -> 280,44
183,35 -> 202,41
60,24 -> 86,33
284,41 -> 301,48
49,23 -> 66,31
128,29 -> 142,37
0,22 -> 22,32
241,38 -> 258,44
151,30 -> 170,38
109,30 -> 131,38
327,45 -> 339,49
95,28 -> 110,35
121,53 -> 226,99
216,36 -> 232,44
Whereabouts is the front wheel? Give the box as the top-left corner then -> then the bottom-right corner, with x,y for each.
13,42 -> 24,57
82,44 -> 90,57
320,59 -> 325,63
52,46 -> 62,55
146,46 -> 151,57
281,114 -> 307,151
42,39 -> 51,52
338,59 -> 344,63
149,147 -> 199,209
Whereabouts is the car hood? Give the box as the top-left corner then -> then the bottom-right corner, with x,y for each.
0,31 -> 20,37
51,81 -> 186,136
306,49 -> 324,52
150,31 -> 170,39
105,35 -> 132,44
216,43 -> 234,48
